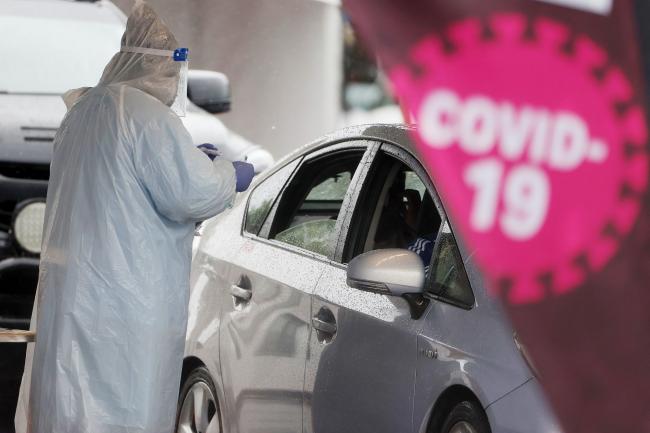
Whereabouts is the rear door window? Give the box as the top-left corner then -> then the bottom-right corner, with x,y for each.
268,150 -> 365,257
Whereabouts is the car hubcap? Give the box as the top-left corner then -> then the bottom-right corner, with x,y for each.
176,382 -> 218,433
449,421 -> 478,433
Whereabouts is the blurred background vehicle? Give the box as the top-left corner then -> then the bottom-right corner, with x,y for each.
0,0 -> 272,430
180,124 -> 560,433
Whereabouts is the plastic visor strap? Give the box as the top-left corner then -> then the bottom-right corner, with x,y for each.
120,46 -> 175,57
119,46 -> 189,61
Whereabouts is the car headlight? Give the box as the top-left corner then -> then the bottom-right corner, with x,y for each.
13,200 -> 46,254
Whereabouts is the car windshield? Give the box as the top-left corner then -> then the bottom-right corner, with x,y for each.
0,15 -> 123,94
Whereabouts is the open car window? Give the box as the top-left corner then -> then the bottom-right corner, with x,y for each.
268,149 -> 365,257
344,150 -> 442,266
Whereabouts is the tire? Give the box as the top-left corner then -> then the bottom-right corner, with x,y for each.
440,400 -> 491,433
175,366 -> 221,433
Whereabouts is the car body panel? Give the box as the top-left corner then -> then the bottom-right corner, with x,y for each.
305,264 -> 423,433
0,94 -> 62,165
218,237 -> 327,433
185,197 -> 249,433
413,295 -> 533,433
486,379 -> 562,433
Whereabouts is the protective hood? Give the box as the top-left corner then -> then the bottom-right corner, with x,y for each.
64,0 -> 180,109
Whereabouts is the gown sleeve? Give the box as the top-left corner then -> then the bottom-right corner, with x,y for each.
134,112 -> 237,223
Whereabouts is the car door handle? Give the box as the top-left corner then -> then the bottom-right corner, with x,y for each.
311,317 -> 337,335
230,284 -> 252,302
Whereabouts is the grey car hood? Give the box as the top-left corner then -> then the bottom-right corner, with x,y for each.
0,94 -> 63,165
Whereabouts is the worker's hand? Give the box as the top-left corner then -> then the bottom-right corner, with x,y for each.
232,161 -> 255,192
197,143 -> 220,161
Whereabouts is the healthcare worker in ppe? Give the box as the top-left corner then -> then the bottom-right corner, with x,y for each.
15,2 -> 254,433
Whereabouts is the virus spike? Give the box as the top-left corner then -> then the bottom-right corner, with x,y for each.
613,200 -> 643,234
587,234 -> 619,270
573,35 -> 608,72
410,36 -> 444,73
508,274 -> 545,304
553,264 -> 583,295
447,18 -> 482,50
601,67 -> 633,103
620,105 -> 648,145
622,155 -> 649,190
534,18 -> 570,54
490,13 -> 528,43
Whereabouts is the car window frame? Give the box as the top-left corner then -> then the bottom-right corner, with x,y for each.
242,140 -> 378,263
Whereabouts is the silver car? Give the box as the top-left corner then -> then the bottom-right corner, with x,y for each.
178,124 -> 561,433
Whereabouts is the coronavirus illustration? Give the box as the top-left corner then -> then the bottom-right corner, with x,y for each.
391,13 -> 649,303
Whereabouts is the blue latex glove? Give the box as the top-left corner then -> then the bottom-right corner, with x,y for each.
232,161 -> 255,192
197,143 -> 220,161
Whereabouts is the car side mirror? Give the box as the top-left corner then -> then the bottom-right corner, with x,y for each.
187,70 -> 231,114
347,249 -> 425,296
347,249 -> 428,319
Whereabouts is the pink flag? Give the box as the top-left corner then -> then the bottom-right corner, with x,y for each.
343,0 -> 650,431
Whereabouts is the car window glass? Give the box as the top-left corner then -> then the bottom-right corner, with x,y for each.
404,171 -> 427,199
345,153 -> 442,266
305,171 -> 352,201
245,159 -> 301,236
429,221 -> 475,308
270,151 -> 364,257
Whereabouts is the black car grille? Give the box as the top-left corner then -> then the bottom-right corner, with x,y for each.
0,201 -> 16,231
0,162 -> 50,181
0,162 -> 49,230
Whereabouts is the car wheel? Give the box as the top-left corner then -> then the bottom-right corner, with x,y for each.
176,366 -> 221,433
440,400 -> 491,433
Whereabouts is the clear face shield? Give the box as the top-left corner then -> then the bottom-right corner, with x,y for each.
120,46 -> 190,117
170,48 -> 189,116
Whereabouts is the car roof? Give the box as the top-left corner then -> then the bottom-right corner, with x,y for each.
259,123 -> 419,186
272,123 -> 418,172
309,123 -> 416,154
0,0 -> 126,24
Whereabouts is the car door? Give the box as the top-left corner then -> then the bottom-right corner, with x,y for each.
304,143 -> 446,433
218,141 -> 375,433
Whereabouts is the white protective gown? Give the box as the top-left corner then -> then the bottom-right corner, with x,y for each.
15,2 -> 236,433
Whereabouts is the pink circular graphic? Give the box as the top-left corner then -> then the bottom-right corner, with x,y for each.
391,14 -> 649,304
